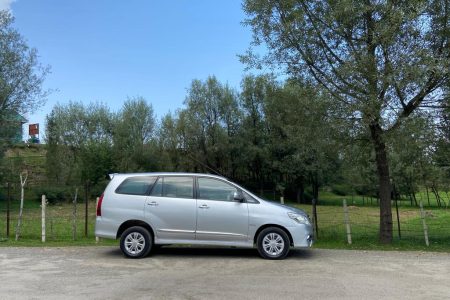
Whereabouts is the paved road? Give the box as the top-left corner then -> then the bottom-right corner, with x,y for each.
0,246 -> 449,300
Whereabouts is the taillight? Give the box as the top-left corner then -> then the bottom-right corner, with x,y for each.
97,193 -> 104,216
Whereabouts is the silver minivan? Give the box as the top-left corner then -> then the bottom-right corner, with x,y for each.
95,173 -> 313,259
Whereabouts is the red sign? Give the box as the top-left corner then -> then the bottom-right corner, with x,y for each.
29,124 -> 39,136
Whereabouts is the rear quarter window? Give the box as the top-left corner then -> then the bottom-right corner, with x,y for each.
115,176 -> 157,195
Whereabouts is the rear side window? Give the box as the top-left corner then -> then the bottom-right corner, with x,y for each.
150,176 -> 194,199
115,176 -> 157,195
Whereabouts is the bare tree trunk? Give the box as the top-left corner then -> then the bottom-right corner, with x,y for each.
369,123 -> 393,244
15,172 -> 28,241
431,185 -> 442,207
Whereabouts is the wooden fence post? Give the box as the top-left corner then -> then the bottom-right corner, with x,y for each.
395,196 -> 401,239
419,201 -> 429,246
72,188 -> 78,241
84,181 -> 88,237
280,196 -> 284,204
41,195 -> 46,242
312,198 -> 318,239
15,172 -> 28,241
343,199 -> 352,244
95,197 -> 99,243
6,182 -> 10,237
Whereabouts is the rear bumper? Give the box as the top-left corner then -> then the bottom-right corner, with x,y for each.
287,224 -> 314,248
95,217 -> 118,239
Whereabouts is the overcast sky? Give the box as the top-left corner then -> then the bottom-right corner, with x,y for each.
5,0 -> 254,139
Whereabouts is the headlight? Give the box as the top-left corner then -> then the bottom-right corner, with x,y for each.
288,212 -> 311,225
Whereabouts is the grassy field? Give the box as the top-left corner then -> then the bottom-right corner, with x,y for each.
293,203 -> 450,252
0,199 -> 115,246
1,197 -> 449,252
2,145 -> 448,251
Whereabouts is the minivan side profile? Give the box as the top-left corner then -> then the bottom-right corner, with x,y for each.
95,173 -> 313,259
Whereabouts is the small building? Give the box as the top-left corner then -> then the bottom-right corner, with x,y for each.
0,111 -> 28,144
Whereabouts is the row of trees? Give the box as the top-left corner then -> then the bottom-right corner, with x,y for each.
45,75 -> 449,208
1,2 -> 449,245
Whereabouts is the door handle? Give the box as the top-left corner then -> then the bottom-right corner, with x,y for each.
147,201 -> 159,206
198,204 -> 209,209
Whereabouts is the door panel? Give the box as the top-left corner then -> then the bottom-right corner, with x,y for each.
196,200 -> 249,241
145,196 -> 197,240
195,177 -> 249,242
144,177 -> 196,240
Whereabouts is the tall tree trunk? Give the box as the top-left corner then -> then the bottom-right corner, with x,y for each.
296,177 -> 305,204
369,123 -> 393,244
311,174 -> 319,205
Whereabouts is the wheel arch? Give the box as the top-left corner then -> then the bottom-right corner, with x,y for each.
253,224 -> 294,246
116,220 -> 155,240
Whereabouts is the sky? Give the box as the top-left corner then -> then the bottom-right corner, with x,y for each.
4,0 -> 254,139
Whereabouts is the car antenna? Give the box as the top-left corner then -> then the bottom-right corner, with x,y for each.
182,150 -> 226,178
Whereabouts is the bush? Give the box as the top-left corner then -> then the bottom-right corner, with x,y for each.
33,186 -> 72,204
331,184 -> 352,196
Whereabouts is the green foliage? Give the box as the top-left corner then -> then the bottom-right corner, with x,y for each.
0,11 -> 49,122
331,184 -> 352,196
32,186 -> 71,204
0,11 -> 49,178
45,101 -> 114,191
242,0 -> 449,242
113,97 -> 156,172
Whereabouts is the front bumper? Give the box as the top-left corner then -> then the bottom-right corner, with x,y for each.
287,224 -> 314,248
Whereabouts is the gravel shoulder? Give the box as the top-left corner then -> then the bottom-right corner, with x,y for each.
1,246 -> 449,299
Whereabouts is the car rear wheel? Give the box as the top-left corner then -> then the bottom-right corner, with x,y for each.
120,226 -> 152,258
257,227 -> 290,260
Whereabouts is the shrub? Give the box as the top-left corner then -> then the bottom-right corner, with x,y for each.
331,184 -> 352,196
33,186 -> 72,204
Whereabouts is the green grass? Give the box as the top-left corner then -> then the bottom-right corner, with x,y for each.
1,191 -> 449,252
0,199 -> 117,246
292,203 -> 450,252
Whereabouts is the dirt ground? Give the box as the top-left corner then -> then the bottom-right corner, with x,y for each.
0,246 -> 449,299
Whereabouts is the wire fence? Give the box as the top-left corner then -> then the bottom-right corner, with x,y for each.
1,184 -> 449,247
0,201 -> 98,242
300,203 -> 450,246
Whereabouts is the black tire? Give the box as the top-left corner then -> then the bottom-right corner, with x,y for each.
256,227 -> 290,260
120,226 -> 152,258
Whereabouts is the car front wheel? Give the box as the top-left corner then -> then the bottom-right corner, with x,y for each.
120,226 -> 152,258
257,227 -> 290,260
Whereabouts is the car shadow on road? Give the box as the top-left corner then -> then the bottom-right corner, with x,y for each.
102,246 -> 315,260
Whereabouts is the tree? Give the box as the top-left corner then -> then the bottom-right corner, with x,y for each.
265,81 -> 340,203
238,75 -> 274,191
113,97 -> 156,171
242,0 -> 449,243
181,76 -> 240,176
0,11 -> 49,154
46,101 -> 114,186
434,90 -> 450,180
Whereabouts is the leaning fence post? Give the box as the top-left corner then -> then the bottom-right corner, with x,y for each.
343,199 -> 352,244
312,198 -> 318,239
419,201 -> 429,246
95,197 -> 100,243
41,195 -> 46,242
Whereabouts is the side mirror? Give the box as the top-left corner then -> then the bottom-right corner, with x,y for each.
233,191 -> 245,202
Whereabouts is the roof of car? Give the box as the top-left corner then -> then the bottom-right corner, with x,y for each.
109,172 -> 227,180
